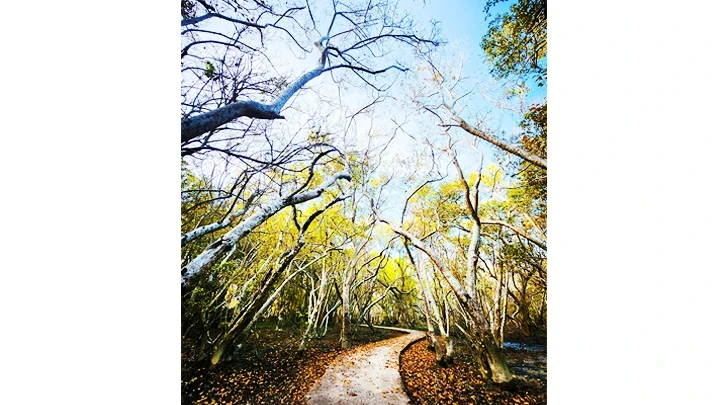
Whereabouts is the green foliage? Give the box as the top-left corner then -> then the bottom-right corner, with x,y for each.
181,164 -> 222,258
481,0 -> 547,85
508,102 -> 546,227
204,61 -> 216,78
306,128 -> 333,145
378,258 -> 404,285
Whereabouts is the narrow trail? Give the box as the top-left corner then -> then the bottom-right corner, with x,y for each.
305,326 -> 425,405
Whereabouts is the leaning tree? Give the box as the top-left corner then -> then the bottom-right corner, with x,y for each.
180,0 -> 439,290
181,0 -> 439,145
370,126 -> 545,382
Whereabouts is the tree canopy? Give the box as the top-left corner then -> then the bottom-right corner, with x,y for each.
482,0 -> 547,85
181,0 -> 547,389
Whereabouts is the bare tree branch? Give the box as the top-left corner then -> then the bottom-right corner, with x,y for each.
481,220 -> 547,250
444,107 -> 547,169
182,166 -> 350,286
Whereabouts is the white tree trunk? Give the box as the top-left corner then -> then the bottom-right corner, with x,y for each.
406,243 -> 441,354
340,276 -> 352,349
182,61 -> 326,142
182,171 -> 349,286
181,203 -> 252,247
373,205 -> 514,382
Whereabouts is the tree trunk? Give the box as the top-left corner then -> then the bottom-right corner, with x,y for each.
320,299 -> 340,338
364,315 -> 376,333
182,171 -> 349,287
448,108 -> 547,169
445,337 -> 455,364
340,280 -> 351,349
373,206 -> 514,383
492,271 -> 504,347
499,271 -> 509,346
417,269 -> 438,351
519,279 -> 534,336
473,332 -> 513,382
203,193 -> 345,365
419,260 -> 447,362
408,244 -> 441,354
208,244 -> 301,365
181,63 -> 325,143
539,290 -> 547,329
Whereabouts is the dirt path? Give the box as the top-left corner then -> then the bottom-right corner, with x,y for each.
305,326 -> 425,405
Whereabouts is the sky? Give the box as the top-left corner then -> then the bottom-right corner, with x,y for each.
8,3 -> 720,403
365,0 -> 543,218
182,0 -> 546,222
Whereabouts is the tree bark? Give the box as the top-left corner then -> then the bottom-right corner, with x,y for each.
481,220 -> 546,250
209,241 -> 302,365
205,195 -> 346,365
182,171 -> 349,286
340,279 -> 352,349
405,242 -> 441,354
299,264 -> 328,354
181,193 -> 256,247
447,108 -> 547,169
373,204 -> 514,382
182,64 -> 325,143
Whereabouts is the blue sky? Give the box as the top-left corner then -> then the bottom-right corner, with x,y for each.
410,0 -> 544,97
185,0 -> 545,219
396,1 -> 544,160
359,0 -> 547,221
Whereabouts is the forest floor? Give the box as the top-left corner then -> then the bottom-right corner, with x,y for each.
181,325 -> 405,405
400,332 -> 547,405
182,325 -> 546,405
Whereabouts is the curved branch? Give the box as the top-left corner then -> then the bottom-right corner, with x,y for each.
481,220 -> 547,250
181,63 -> 325,143
182,169 -> 350,286
322,63 -> 408,75
182,13 -> 265,28
181,8 -> 306,29
181,192 -> 258,247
